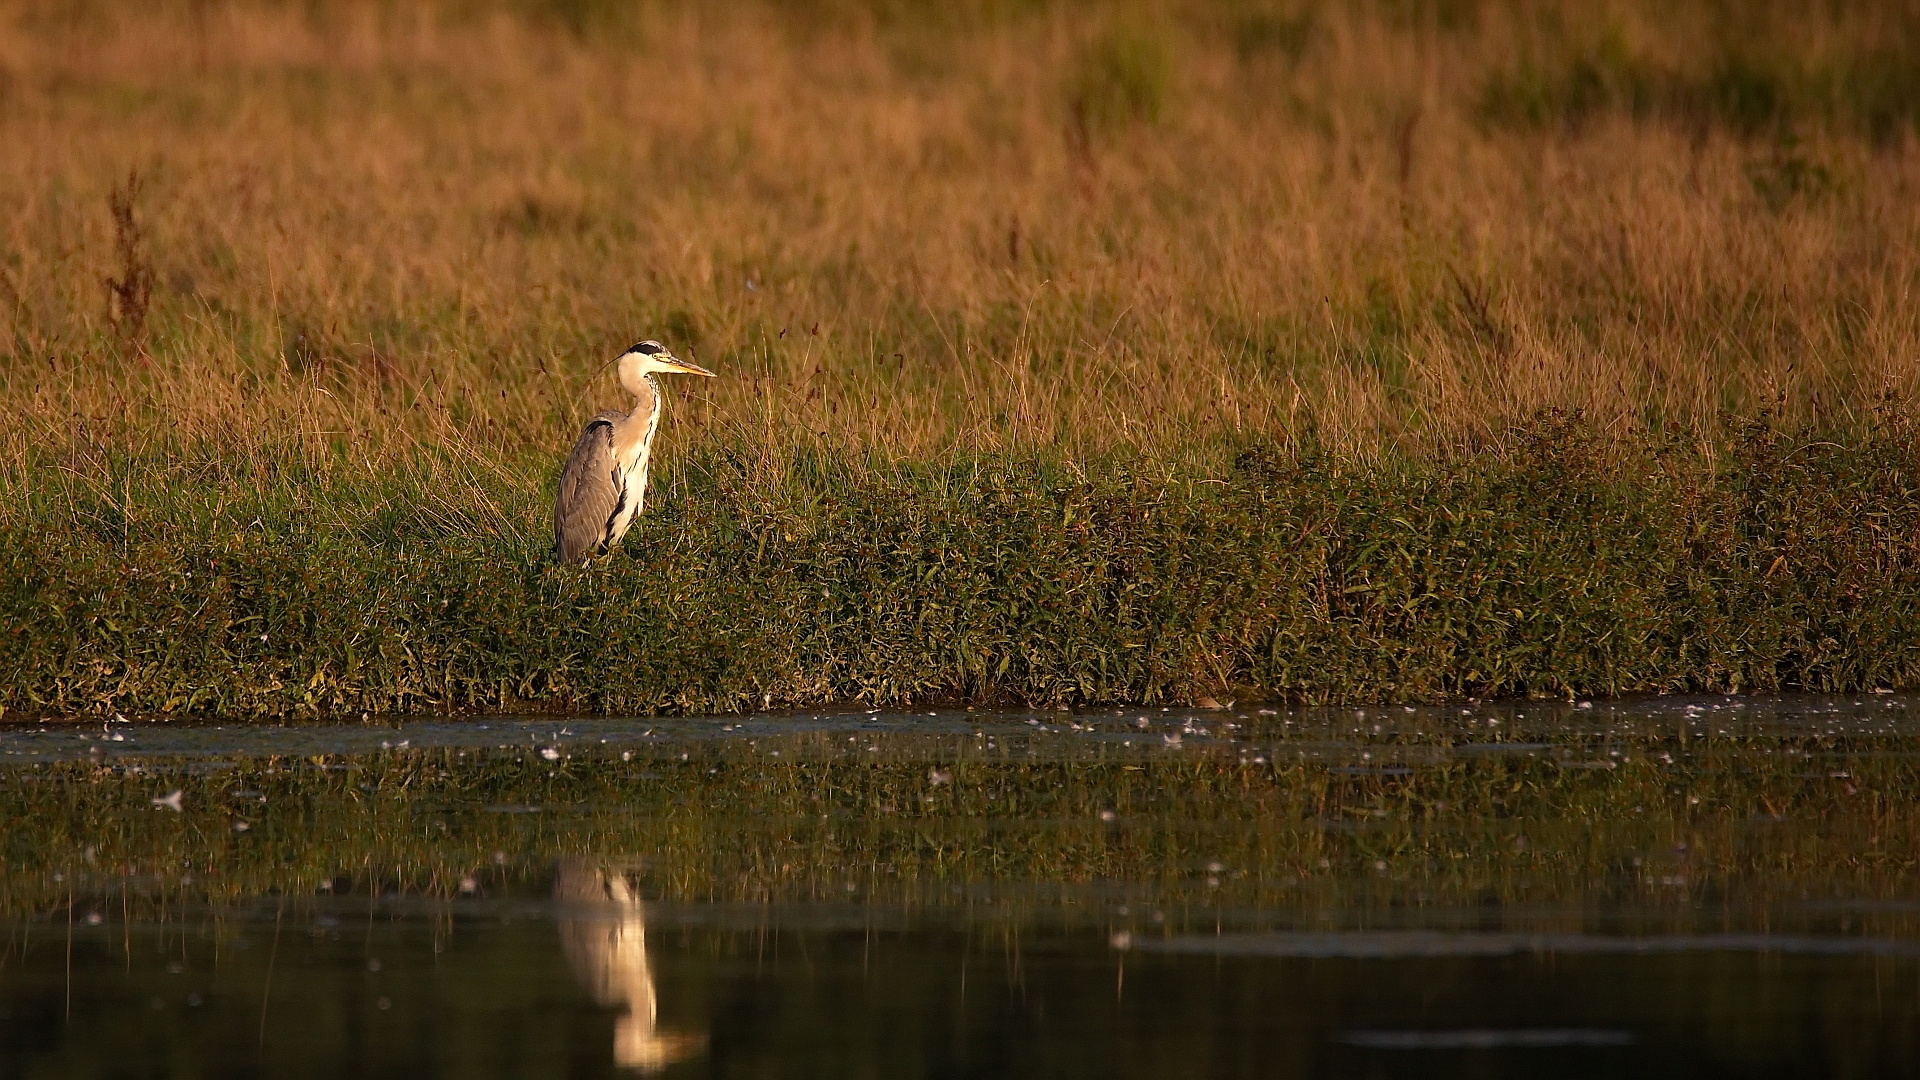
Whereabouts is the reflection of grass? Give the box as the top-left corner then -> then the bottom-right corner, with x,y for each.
3,731 -> 1916,938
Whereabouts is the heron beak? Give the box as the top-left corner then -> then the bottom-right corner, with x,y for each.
659,354 -> 716,377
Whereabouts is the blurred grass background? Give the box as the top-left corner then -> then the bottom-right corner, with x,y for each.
6,0 -> 1920,470
4,0 -> 1920,715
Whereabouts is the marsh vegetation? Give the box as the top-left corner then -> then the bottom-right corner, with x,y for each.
4,0 -> 1920,715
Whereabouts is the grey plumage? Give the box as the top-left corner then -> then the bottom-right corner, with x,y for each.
552,411 -> 627,564
552,340 -> 714,565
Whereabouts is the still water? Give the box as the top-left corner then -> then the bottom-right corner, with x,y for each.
2,695 -> 1918,1077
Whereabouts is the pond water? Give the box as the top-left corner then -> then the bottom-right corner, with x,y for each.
2,695 -> 1918,1078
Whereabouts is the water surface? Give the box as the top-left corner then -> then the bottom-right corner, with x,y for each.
3,695 -> 1918,1077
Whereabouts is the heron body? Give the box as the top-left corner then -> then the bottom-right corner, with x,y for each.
553,340 -> 714,565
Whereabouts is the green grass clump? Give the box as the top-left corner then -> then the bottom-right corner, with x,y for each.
1477,16 -> 1920,143
5,418 -> 1919,720
1068,21 -> 1176,140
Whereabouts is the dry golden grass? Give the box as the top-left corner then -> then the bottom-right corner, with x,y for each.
2,0 -> 1919,493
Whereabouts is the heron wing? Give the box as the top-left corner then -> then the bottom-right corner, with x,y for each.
554,414 -> 624,564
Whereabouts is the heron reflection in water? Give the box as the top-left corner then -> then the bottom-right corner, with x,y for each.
554,859 -> 706,1072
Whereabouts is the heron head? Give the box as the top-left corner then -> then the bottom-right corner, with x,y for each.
617,339 -> 715,393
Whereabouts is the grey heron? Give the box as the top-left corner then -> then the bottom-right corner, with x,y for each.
553,339 -> 714,564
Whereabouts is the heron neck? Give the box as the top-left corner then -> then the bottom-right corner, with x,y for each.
610,375 -> 662,467
634,375 -> 664,429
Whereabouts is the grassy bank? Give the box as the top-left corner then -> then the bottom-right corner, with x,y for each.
5,419 -> 1920,718
6,0 -> 1920,718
